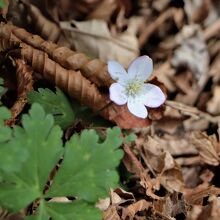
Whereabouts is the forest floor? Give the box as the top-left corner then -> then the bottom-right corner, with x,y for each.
1,0 -> 220,220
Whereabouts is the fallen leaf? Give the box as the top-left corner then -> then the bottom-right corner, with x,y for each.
5,59 -> 33,125
207,86 -> 220,115
121,200 -> 152,220
96,198 -> 110,211
189,132 -> 219,166
103,205 -> 121,220
184,185 -> 220,205
139,137 -> 184,192
60,19 -> 139,66
172,25 -> 209,87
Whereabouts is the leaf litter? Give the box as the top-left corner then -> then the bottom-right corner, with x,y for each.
0,0 -> 220,219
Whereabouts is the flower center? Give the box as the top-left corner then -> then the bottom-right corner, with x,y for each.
126,80 -> 143,96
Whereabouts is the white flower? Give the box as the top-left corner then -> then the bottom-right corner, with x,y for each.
108,56 -> 166,118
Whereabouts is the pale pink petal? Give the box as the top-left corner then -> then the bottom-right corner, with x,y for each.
140,83 -> 165,108
127,55 -> 153,81
109,83 -> 127,105
127,97 -> 148,118
108,60 -> 128,83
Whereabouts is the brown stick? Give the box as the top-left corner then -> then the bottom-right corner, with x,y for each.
204,18 -> 220,41
138,9 -> 173,47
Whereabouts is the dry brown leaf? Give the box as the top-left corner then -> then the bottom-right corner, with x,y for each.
56,0 -> 100,20
187,195 -> 220,220
172,25 -> 209,88
138,9 -> 173,47
86,0 -> 118,21
1,23 -> 113,87
191,0 -> 210,23
23,1 -> 61,43
103,205 -> 121,220
140,137 -> 184,193
200,169 -> 214,184
122,145 -> 146,176
6,59 -> 33,125
123,145 -> 162,200
186,205 -> 203,220
189,132 -> 219,166
96,198 -> 110,211
207,86 -> 220,115
121,200 -> 152,220
111,188 -> 135,205
154,134 -> 198,156
184,185 -> 220,205
154,192 -> 187,218
60,19 -> 139,67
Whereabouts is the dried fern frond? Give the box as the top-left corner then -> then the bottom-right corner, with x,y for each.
6,59 -> 33,125
23,2 -> 61,43
0,23 -> 20,51
3,23 -> 113,86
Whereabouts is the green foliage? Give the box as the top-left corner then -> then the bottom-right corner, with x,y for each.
0,103 -> 63,211
0,107 -> 28,173
47,127 -> 124,202
0,103 -> 125,219
72,101 -> 113,127
28,88 -> 75,129
0,0 -> 5,8
0,78 -> 4,96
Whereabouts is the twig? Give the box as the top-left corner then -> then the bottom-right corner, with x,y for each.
138,9 -> 173,47
204,18 -> 220,41
165,100 -> 220,124
61,24 -> 138,53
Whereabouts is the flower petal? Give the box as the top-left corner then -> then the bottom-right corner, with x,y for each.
109,83 -> 128,105
140,83 -> 166,108
127,55 -> 153,81
108,60 -> 128,83
127,97 -> 148,118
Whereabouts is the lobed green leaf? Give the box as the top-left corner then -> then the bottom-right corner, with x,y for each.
46,127 -> 124,202
28,88 -> 75,129
0,103 -> 125,219
0,103 -> 64,211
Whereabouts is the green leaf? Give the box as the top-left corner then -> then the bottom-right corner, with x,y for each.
0,0 -> 5,8
124,133 -> 136,143
0,107 -> 28,172
0,103 -> 64,211
46,127 -> 124,202
28,200 -> 101,220
0,103 -> 124,219
0,77 -> 4,95
72,101 -> 113,127
28,88 -> 75,129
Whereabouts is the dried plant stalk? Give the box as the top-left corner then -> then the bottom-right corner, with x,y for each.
0,23 -> 20,51
3,23 -> 113,87
7,59 -> 33,125
14,43 -> 107,107
25,3 -> 61,43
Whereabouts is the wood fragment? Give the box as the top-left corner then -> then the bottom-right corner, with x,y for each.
165,100 -> 220,124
